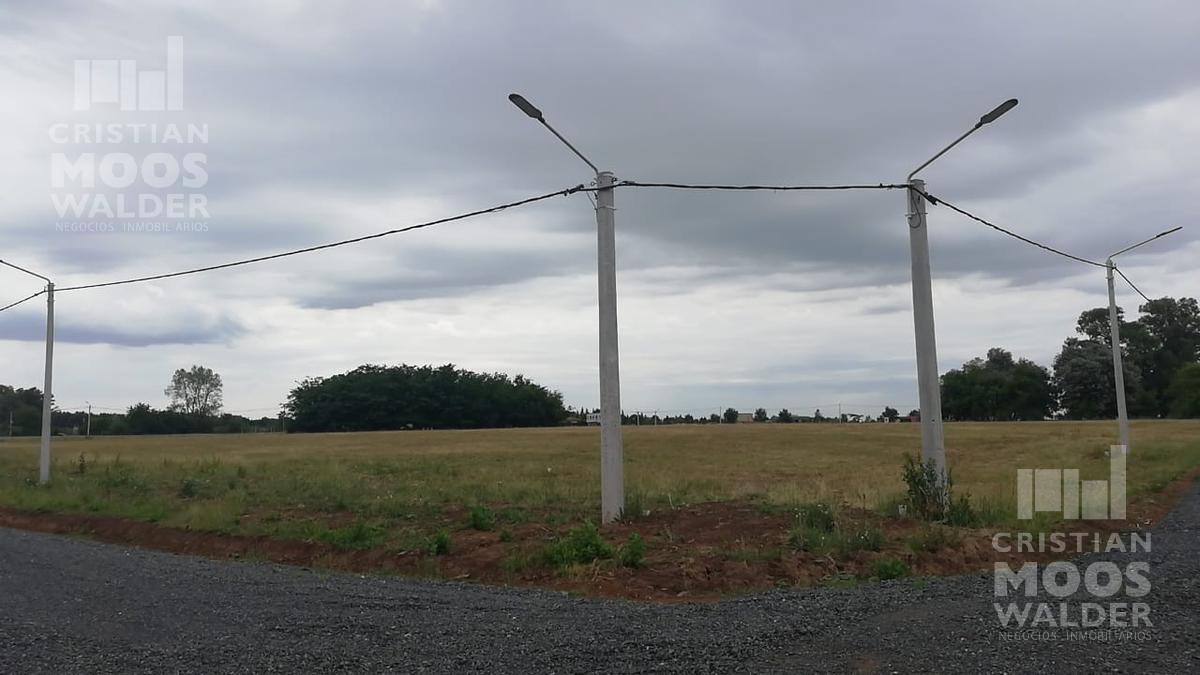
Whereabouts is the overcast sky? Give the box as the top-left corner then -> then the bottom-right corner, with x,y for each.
1,1 -> 1198,419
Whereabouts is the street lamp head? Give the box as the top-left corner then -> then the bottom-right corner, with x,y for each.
508,93 -> 543,121
908,97 -> 1020,180
1110,225 -> 1184,259
978,98 -> 1019,127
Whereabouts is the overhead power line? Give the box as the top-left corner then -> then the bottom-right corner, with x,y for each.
1114,267 -> 1151,303
55,184 -> 587,293
612,180 -> 909,192
917,189 -> 1107,268
0,289 -> 46,314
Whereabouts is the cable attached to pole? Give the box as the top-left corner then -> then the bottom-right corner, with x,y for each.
612,180 -> 909,192
55,185 -> 586,293
916,189 -> 1107,268
1114,267 -> 1152,303
0,289 -> 46,314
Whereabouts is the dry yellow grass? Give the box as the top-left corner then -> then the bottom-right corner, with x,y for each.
0,420 -> 1196,533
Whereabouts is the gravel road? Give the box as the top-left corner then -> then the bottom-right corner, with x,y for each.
2,484 -> 1198,674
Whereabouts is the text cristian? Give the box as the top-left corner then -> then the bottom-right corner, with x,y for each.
992,532 -> 1150,555
48,123 -> 209,145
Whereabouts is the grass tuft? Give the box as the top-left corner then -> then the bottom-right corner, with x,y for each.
871,557 -> 910,580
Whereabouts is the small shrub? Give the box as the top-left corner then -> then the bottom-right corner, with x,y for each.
843,527 -> 883,554
427,529 -> 451,555
908,525 -> 959,553
498,529 -> 514,543
618,533 -> 646,568
795,502 -> 836,532
946,495 -> 977,527
619,491 -> 650,522
179,477 -> 201,499
466,505 -> 495,531
901,453 -> 952,521
543,522 -> 612,567
788,525 -> 835,554
75,453 -> 88,475
872,557 -> 910,580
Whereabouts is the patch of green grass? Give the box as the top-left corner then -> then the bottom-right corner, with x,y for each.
501,549 -> 537,575
907,525 -> 960,553
789,525 -> 882,557
498,528 -> 514,543
318,522 -> 387,551
795,502 -> 836,532
427,529 -> 451,555
619,490 -> 651,522
871,557 -> 910,580
542,522 -> 612,567
465,505 -> 495,531
618,533 -> 647,568
946,495 -> 978,527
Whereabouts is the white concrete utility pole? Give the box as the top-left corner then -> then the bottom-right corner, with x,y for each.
1105,226 -> 1182,453
508,93 -> 625,523
1105,260 -> 1130,450
906,98 -> 1018,482
0,259 -> 55,483
40,283 -> 54,483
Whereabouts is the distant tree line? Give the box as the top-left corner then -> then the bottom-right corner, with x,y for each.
284,363 -> 568,432
0,392 -> 279,437
2,365 -> 279,436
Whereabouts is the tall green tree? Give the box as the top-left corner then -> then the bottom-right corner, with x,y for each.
753,407 -> 769,423
1129,298 -> 1200,416
722,408 -> 739,424
1053,338 -> 1142,419
165,365 -> 224,415
1167,362 -> 1200,418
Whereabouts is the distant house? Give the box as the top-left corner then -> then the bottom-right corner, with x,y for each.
586,412 -> 601,425
737,412 -> 755,424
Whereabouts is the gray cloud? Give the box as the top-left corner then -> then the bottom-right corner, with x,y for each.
0,310 -> 243,346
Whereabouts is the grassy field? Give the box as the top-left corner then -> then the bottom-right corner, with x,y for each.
0,421 -> 1198,550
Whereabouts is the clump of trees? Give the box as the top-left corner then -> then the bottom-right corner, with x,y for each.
0,385 -> 45,436
283,363 -> 567,432
940,297 -> 1200,420
941,348 -> 1056,421
1054,298 -> 1200,419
